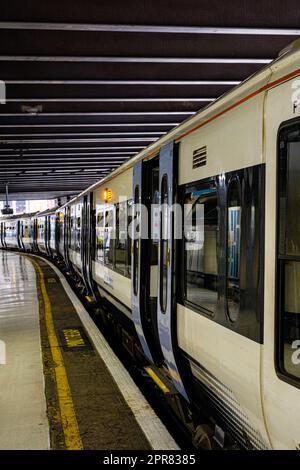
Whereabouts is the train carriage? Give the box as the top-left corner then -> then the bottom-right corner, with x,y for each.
2,39 -> 300,449
19,213 -> 36,251
32,208 -> 58,257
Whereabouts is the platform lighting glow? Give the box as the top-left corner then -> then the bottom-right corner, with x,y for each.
104,188 -> 113,202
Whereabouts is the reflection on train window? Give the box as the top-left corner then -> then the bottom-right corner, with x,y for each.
115,202 -> 127,275
96,210 -> 104,263
227,179 -> 241,322
104,208 -> 115,268
278,126 -> 300,381
160,175 -> 168,313
184,184 -> 218,315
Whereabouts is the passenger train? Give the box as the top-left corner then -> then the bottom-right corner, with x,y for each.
2,40 -> 300,450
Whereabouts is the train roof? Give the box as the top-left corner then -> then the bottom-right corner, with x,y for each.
0,211 -> 38,221
34,207 -> 58,217
0,208 -> 58,221
58,39 -> 300,209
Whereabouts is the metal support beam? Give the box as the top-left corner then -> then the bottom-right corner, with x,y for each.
0,123 -> 178,128
0,152 -> 131,163
6,79 -> 240,85
0,55 -> 272,64
0,132 -> 166,137
0,138 -> 159,143
0,146 -> 145,151
0,112 -> 196,116
6,98 -> 214,102
0,22 -> 299,36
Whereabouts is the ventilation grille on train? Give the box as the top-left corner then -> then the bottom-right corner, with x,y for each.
192,146 -> 207,168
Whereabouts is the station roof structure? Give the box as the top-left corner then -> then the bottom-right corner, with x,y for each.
1,0 -> 300,199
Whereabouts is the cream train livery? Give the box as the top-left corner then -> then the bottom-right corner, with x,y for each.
2,39 -> 300,449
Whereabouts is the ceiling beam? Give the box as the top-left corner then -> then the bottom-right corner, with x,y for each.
0,22 -> 299,36
0,123 -> 177,128
0,132 -> 165,138
0,166 -> 122,171
6,98 -> 214,102
0,174 -> 108,178
0,152 -> 133,157
0,155 -> 126,162
0,175 -> 107,178
0,163 -> 126,167
0,146 -> 145,151
6,79 -> 240,85
0,55 -> 272,64
0,138 -> 158,143
0,112 -> 195,116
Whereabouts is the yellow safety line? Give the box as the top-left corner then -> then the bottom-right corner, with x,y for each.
145,366 -> 170,394
30,258 -> 83,450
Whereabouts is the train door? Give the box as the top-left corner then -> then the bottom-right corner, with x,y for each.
30,219 -> 35,251
132,156 -> 164,364
64,206 -> 72,272
44,216 -> 49,255
0,222 -> 5,247
157,142 -> 188,400
81,194 -> 96,295
18,220 -> 24,250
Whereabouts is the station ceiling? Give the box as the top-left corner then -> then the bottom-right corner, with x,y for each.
1,0 -> 300,199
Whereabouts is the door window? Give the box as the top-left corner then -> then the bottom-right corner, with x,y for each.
278,124 -> 300,381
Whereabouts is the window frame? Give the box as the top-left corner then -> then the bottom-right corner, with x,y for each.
95,199 -> 132,279
276,118 -> 300,389
159,174 -> 169,314
103,205 -> 115,269
180,176 -> 220,318
95,208 -> 105,263
133,186 -> 140,296
114,201 -> 128,277
226,175 -> 242,323
177,165 -> 264,344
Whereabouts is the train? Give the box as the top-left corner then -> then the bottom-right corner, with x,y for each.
2,39 -> 300,450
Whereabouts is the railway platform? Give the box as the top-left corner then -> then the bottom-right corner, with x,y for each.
0,250 -> 178,450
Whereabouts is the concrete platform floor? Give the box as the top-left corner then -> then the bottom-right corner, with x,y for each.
0,251 -> 178,450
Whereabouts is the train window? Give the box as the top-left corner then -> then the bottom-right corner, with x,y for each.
115,202 -> 127,275
278,124 -> 300,381
96,210 -> 104,263
76,216 -> 81,252
104,208 -> 115,268
97,212 -> 103,225
184,183 -> 218,315
160,175 -> 169,313
133,187 -> 140,296
71,216 -> 76,250
227,178 -> 241,322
